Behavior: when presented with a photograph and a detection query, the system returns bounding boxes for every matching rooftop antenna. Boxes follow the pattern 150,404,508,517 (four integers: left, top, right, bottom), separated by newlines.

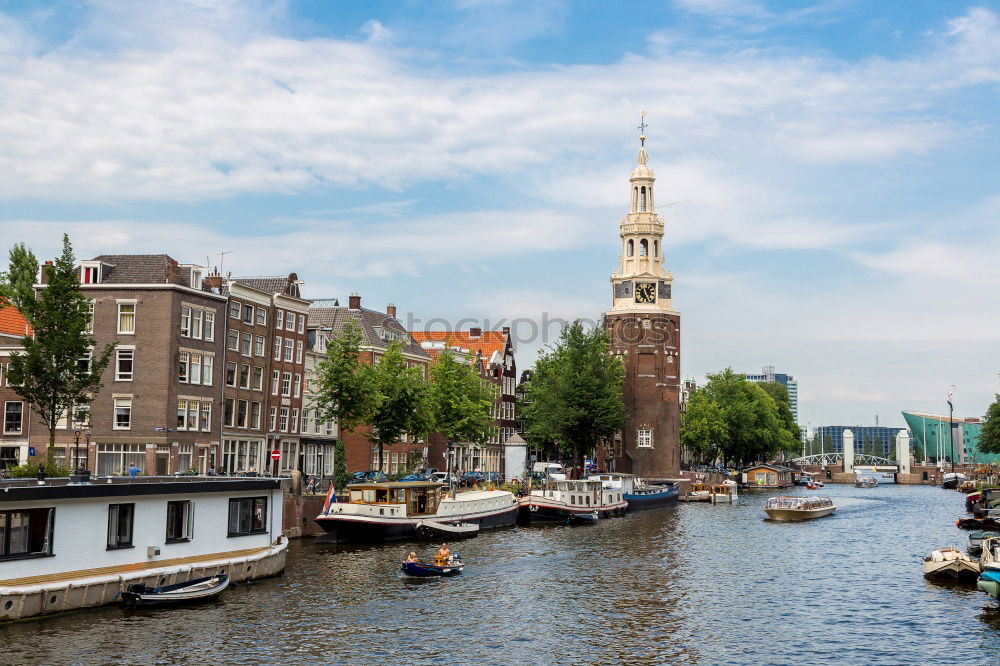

217,250,234,277
638,110,648,146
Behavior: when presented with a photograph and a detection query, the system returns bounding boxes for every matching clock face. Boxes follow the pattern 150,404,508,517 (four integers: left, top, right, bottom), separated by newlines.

635,282,656,304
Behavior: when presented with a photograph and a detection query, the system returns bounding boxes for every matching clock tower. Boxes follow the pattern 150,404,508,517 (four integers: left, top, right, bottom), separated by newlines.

603,123,681,479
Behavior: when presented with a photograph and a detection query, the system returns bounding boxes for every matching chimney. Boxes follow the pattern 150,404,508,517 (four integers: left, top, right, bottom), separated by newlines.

348,293,361,310
469,327,482,338
39,260,53,285
203,275,222,289
502,326,510,337
386,303,396,318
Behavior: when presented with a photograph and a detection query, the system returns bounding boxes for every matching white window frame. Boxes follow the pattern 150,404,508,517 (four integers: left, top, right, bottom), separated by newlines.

290,408,299,434
293,373,301,398
3,401,24,435
251,401,262,430
226,361,237,387
283,338,293,362
228,329,239,352
254,335,265,357
116,301,136,335
180,306,191,337
276,310,284,329
241,332,252,357
296,340,303,364
242,304,254,325
279,407,289,432
230,301,241,319
271,370,280,395
115,347,135,382
274,336,281,361
256,307,267,326
298,315,305,334
203,354,214,386
200,402,212,432
252,366,264,391
637,428,653,448
281,372,291,397
178,351,190,383
224,398,236,428
204,311,215,341
113,396,132,430
286,313,295,332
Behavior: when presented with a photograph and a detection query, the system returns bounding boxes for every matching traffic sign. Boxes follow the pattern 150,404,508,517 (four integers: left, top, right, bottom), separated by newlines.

270,450,280,461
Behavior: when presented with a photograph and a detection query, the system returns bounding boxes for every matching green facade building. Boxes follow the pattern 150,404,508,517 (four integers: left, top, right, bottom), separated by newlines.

902,410,1000,465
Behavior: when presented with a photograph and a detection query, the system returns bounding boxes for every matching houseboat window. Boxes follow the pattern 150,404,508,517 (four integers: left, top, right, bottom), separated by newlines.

375,489,389,503
349,489,363,503
570,495,576,505
362,489,376,503
107,503,134,549
393,489,406,503
0,508,54,559
166,500,194,542
228,497,268,537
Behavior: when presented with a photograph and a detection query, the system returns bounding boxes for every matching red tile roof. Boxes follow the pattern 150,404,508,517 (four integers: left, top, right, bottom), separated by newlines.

411,331,508,369
0,304,30,337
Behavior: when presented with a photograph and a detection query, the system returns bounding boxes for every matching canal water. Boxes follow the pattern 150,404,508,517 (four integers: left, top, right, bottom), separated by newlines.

4,483,1000,665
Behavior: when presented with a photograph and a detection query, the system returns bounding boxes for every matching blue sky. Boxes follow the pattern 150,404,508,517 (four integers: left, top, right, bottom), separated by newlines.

1,0,998,430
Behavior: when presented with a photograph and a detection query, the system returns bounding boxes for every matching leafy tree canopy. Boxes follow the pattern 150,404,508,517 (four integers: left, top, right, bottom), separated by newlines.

427,350,496,445
981,394,1000,455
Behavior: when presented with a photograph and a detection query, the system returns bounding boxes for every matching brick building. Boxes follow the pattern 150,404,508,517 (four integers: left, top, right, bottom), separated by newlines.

1,305,31,469
301,299,341,480
30,255,228,476
307,295,430,475
411,327,517,475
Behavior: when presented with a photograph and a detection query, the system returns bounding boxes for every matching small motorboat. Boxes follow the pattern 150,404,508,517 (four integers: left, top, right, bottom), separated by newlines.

855,476,878,488
922,547,980,582
958,480,977,494
966,491,983,514
401,556,464,577
678,482,712,502
967,531,1000,556
709,482,738,504
942,472,967,490
120,574,229,609
977,569,1000,601
957,516,1000,531
763,496,836,521
415,520,479,540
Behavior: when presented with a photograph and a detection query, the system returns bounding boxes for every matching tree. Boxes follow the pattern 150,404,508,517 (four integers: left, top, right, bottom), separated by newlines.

1,235,115,464
427,351,496,451
368,341,428,472
332,439,350,490
980,394,1000,455
701,369,788,466
680,387,727,464
758,382,802,442
823,434,833,456
523,320,625,469
314,321,378,436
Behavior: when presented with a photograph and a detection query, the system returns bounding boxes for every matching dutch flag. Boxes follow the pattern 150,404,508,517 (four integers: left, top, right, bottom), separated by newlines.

323,481,337,515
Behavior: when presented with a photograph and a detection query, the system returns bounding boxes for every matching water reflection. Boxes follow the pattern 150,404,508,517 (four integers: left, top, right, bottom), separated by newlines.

2,485,1000,664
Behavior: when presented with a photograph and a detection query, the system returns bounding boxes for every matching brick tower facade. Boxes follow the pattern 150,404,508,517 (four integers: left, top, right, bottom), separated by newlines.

602,127,681,479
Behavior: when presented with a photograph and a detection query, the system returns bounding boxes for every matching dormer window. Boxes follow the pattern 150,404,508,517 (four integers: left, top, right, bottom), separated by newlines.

81,262,102,284
190,268,203,290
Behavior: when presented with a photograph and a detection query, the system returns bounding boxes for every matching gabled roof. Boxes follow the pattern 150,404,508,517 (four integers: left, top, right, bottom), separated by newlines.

743,463,795,472
0,305,30,337
308,306,429,359
91,254,187,286
410,331,509,370
231,274,303,299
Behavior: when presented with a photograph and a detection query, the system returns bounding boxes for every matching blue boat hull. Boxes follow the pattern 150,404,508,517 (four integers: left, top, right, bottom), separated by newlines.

624,486,679,510
401,561,462,577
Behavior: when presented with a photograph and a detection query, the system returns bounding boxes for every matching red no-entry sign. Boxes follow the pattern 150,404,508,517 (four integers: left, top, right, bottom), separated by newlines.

270,450,280,461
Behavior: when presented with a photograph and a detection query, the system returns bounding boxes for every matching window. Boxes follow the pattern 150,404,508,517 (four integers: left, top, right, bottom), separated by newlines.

200,402,211,432
82,265,99,283
166,500,194,542
254,335,265,357
252,367,264,391
190,353,202,385
269,407,277,431
256,307,266,326
180,306,191,337
107,504,134,549
640,186,647,211
4,402,23,434
228,329,239,351
179,352,189,383
276,310,284,328
296,340,303,364
301,409,310,433
113,397,131,430
274,336,281,360
178,443,193,472
293,373,301,398
115,348,136,383
204,311,215,341
640,239,648,257
241,332,252,356
637,428,653,448
177,400,187,430
279,407,289,432
176,399,200,431
251,402,261,430
654,240,659,257
203,355,213,386
283,338,293,362
271,370,280,395
242,304,254,325
0,508,55,559
191,308,203,339
85,300,94,333
230,301,241,319
286,312,295,331
290,408,299,434
225,362,237,387
117,302,136,334
96,443,144,476
228,497,267,537
627,239,634,257
281,372,291,396
298,315,305,334
237,400,249,428
239,365,250,389
224,398,236,428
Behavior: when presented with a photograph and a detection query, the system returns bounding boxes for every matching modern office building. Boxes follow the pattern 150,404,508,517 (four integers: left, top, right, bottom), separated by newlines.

902,410,1000,465
743,365,799,424
812,425,904,458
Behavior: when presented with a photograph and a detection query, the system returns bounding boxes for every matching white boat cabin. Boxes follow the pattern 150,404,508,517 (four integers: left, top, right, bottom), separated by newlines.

764,496,834,511
533,479,623,508
588,473,637,494
344,481,442,518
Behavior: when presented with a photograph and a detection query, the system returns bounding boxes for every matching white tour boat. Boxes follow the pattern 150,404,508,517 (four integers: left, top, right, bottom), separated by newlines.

763,496,836,521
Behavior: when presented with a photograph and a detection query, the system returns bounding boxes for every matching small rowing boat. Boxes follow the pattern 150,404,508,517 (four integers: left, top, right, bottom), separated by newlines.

120,574,229,609
922,547,980,582
764,496,836,521
401,556,464,577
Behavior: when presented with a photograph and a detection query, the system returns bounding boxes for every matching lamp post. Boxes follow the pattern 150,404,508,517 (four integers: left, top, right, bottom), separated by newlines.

72,427,81,472
948,385,956,473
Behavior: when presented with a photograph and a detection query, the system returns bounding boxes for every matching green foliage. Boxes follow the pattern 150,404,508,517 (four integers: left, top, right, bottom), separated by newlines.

522,320,625,467
7,459,71,479
757,382,801,442
315,321,378,434
680,388,727,463
369,341,428,467
333,438,350,490
1,235,115,463
427,351,496,446
981,395,1000,455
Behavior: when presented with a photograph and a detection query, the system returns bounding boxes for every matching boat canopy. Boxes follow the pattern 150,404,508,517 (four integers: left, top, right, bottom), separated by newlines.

765,496,833,510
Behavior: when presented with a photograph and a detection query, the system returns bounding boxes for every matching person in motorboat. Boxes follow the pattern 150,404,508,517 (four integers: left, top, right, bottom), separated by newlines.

435,543,451,563
405,552,420,563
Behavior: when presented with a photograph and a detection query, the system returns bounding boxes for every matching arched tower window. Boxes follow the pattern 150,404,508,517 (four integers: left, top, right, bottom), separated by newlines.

627,240,634,257
653,240,659,257
640,187,647,212
640,239,648,256
632,187,638,212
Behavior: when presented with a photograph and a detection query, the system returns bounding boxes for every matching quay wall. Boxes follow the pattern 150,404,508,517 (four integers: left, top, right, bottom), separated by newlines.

283,493,327,538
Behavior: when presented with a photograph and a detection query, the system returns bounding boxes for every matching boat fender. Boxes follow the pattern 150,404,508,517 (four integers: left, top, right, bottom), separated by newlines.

529,504,538,512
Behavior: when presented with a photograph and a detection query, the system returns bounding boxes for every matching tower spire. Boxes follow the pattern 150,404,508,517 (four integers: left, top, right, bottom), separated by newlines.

638,110,647,147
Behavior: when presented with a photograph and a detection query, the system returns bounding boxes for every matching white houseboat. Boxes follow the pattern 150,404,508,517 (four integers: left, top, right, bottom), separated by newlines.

587,473,679,509
314,481,519,543
0,476,287,621
520,478,628,523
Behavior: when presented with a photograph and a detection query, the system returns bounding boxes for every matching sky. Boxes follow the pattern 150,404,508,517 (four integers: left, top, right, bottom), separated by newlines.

0,0,998,430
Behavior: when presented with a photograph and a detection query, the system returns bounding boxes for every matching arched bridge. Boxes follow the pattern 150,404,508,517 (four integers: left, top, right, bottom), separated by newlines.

788,452,897,468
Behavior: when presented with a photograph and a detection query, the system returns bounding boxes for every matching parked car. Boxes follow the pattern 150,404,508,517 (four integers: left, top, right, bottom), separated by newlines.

430,472,457,487
460,471,486,487
398,473,430,482
350,470,388,484
419,467,439,476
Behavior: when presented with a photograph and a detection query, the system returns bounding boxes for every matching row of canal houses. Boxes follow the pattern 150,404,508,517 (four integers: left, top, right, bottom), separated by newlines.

0,253,518,479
